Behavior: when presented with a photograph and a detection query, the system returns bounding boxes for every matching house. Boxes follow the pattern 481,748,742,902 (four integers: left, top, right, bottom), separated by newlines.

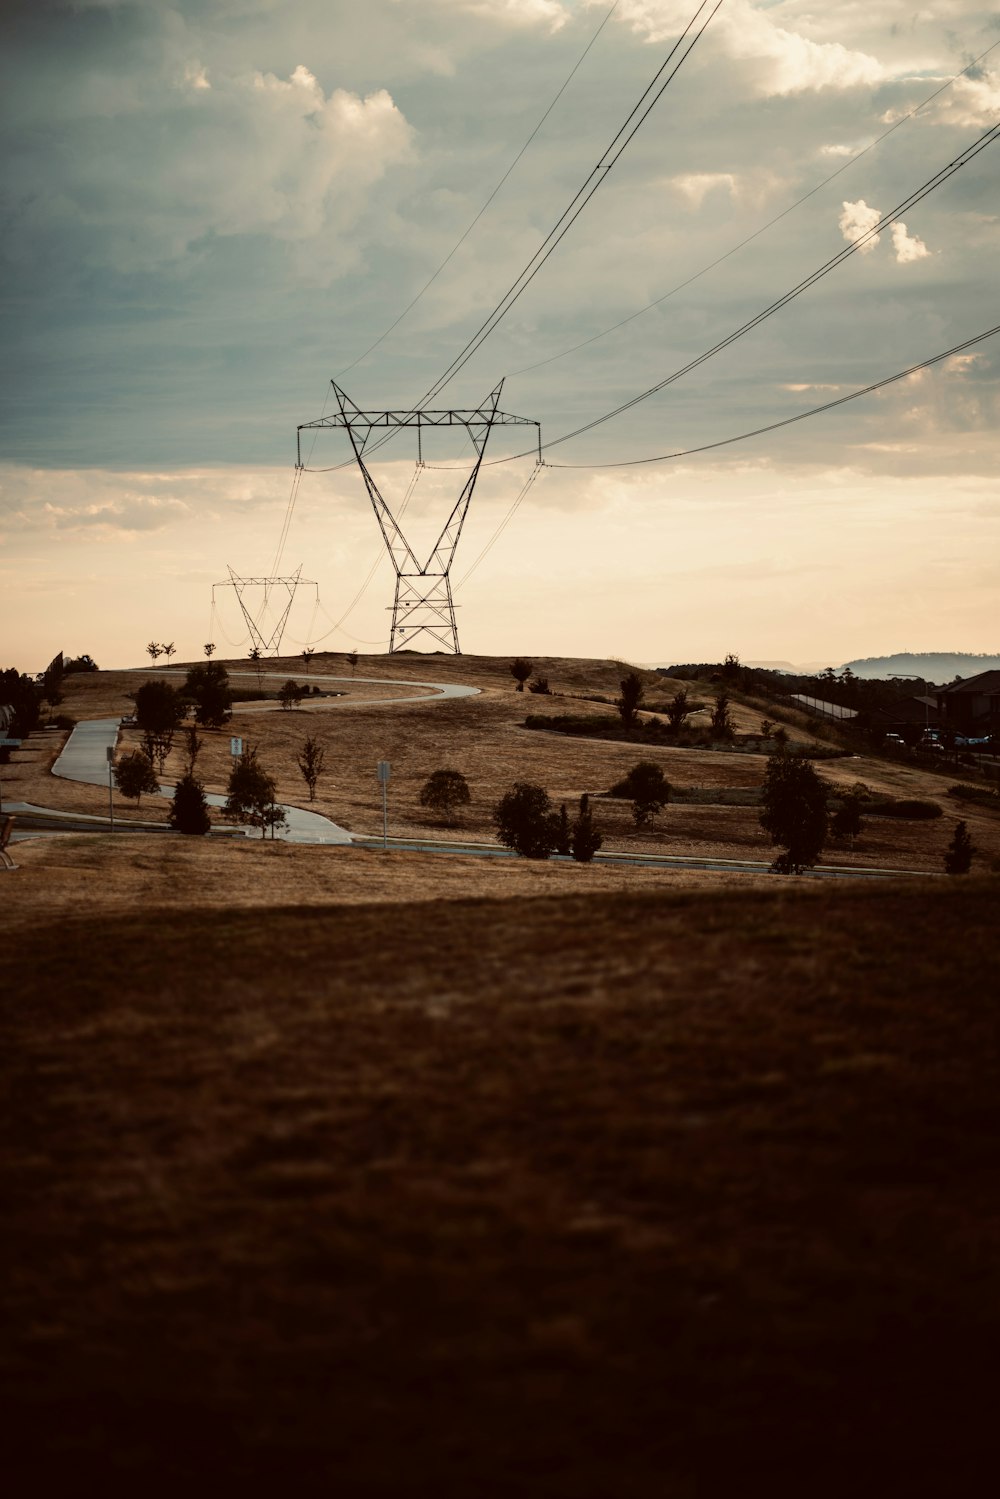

936,671,1000,739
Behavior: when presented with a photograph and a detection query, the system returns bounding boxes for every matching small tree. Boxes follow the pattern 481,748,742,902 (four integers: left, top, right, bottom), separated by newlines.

528,676,551,695
665,689,690,732
571,794,603,863
710,693,734,740
494,781,557,860
248,645,264,690
302,648,314,674
185,662,232,728
297,735,326,803
169,773,211,835
135,678,186,771
225,746,286,838
279,679,304,711
773,726,789,752
183,722,204,773
616,671,645,730
347,650,359,675
944,820,974,875
510,658,533,693
831,794,863,845
146,641,162,664
612,760,670,828
204,642,216,659
553,803,572,855
114,749,159,807
161,642,176,664
760,753,828,874
419,768,471,825
723,652,741,681
759,718,774,740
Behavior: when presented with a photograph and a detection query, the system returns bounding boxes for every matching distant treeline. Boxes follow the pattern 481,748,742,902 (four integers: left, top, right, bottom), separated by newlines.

840,652,1000,681
663,659,935,714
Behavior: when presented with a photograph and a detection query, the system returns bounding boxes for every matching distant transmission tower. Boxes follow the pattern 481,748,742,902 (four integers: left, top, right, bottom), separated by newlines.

213,565,318,657
299,380,539,654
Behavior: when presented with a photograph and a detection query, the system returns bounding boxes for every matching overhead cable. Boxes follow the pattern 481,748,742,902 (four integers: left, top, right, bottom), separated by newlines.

414,0,727,408
335,1,624,380
509,37,1000,379
546,321,1000,467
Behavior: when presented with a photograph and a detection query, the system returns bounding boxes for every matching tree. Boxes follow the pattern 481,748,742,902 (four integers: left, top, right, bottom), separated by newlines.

346,650,359,674
161,642,176,664
613,760,670,828
510,658,533,693
248,645,264,689
616,671,645,729
710,693,734,739
225,746,286,838
571,794,603,863
419,768,471,824
114,750,159,807
723,652,741,680
183,723,204,773
528,676,551,695
134,679,186,771
301,648,314,674
553,803,572,855
185,662,232,728
760,753,828,874
494,781,557,859
0,668,41,739
759,718,774,740
146,642,162,664
944,820,974,875
665,689,691,732
297,735,326,803
169,773,211,835
63,653,99,674
279,679,304,711
204,642,216,659
831,794,863,844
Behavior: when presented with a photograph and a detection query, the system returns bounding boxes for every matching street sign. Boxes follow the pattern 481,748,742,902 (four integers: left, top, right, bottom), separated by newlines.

105,745,114,763
230,737,244,757
377,760,391,783
0,738,22,748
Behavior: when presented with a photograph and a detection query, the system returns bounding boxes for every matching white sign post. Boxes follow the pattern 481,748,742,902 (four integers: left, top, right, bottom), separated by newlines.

376,760,391,849
230,736,244,757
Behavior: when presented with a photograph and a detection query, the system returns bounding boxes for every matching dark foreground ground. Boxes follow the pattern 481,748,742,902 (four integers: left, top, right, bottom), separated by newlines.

4,878,1000,1496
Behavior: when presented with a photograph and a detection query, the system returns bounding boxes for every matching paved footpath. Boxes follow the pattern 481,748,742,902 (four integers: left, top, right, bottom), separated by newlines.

52,716,352,845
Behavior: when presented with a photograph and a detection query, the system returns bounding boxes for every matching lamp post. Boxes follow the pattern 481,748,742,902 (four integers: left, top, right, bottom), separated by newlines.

106,744,115,834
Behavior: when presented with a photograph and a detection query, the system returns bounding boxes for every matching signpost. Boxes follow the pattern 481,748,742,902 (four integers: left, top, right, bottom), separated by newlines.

230,736,244,757
377,760,391,849
106,744,115,834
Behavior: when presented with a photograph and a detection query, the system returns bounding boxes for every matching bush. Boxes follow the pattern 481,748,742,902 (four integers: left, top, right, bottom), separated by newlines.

868,799,942,820
494,781,557,860
609,761,670,828
528,676,551,695
420,768,471,824
169,773,211,835
948,784,999,807
571,794,603,863
944,820,974,875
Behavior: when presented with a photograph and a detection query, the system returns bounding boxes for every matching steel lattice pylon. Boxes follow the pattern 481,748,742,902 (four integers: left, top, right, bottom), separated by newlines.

299,380,539,654
213,566,318,657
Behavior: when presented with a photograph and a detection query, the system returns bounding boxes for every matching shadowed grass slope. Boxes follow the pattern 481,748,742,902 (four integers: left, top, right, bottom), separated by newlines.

3,879,1000,1495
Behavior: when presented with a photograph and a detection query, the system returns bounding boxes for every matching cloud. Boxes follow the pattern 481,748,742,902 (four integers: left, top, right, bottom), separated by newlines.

669,172,737,209
608,0,885,96
890,221,931,263
839,198,883,253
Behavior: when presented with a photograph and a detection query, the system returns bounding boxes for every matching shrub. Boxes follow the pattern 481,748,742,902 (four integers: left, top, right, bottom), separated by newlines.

571,794,603,863
868,799,942,820
616,671,645,729
948,784,999,807
169,773,211,835
944,820,974,875
610,761,670,828
528,676,551,695
420,768,471,824
494,781,557,860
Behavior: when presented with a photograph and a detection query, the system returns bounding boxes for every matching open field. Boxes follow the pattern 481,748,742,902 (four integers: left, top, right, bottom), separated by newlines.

3,875,999,1494
10,651,998,873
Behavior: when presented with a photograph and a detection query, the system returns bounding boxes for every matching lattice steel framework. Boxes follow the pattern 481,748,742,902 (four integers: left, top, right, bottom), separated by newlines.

299,380,540,654
212,565,318,657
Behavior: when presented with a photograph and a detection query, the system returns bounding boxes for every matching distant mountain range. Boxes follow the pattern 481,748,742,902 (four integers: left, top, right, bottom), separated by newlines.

743,652,1000,681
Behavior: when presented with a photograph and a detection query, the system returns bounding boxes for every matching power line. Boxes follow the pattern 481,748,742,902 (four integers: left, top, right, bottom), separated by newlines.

475,117,1000,466
414,0,727,408
335,1,624,380
545,322,1000,467
508,37,1000,379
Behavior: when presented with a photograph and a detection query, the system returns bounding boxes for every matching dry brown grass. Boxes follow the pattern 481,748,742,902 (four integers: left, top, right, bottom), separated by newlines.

12,652,999,871
3,876,999,1494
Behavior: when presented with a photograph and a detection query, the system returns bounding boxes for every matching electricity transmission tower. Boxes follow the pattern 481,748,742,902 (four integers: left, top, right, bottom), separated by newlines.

213,565,318,657
299,380,539,654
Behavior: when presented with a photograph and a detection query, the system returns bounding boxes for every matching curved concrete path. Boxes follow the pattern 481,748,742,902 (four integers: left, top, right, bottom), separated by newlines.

52,717,352,844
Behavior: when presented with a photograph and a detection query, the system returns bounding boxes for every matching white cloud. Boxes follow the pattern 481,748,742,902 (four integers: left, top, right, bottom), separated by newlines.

839,198,882,254
668,171,737,208
890,221,930,264
608,0,885,96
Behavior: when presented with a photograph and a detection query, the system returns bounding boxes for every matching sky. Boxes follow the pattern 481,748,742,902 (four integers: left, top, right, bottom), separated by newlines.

2,0,999,672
